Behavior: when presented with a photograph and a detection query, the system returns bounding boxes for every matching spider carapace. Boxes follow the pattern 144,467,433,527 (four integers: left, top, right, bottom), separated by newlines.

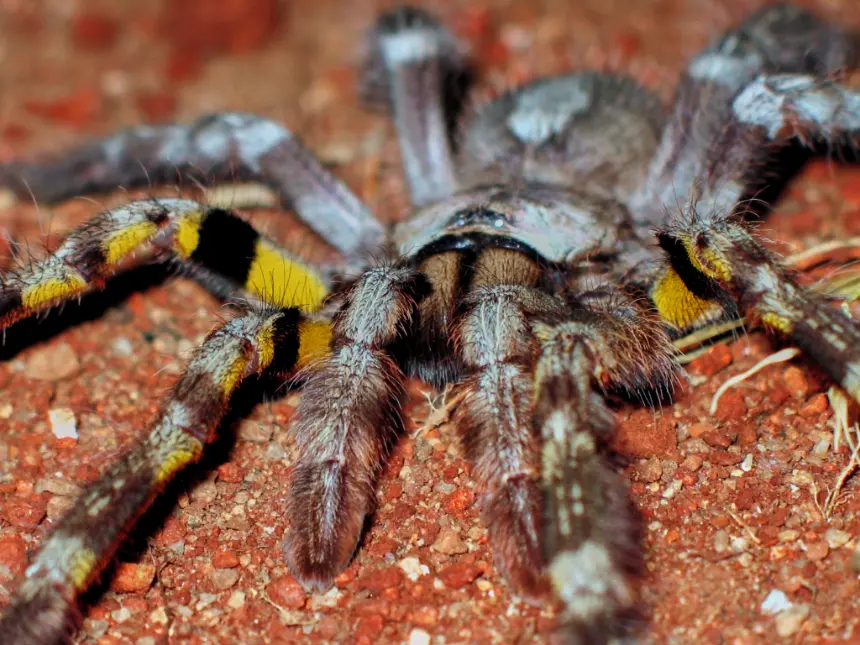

1,4,860,644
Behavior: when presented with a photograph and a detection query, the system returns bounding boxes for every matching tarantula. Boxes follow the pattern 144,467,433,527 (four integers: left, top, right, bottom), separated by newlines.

1,3,859,644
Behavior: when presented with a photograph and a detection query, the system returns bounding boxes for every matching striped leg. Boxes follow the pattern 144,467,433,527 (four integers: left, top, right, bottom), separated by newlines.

0,114,384,257
657,217,860,404
533,297,676,644
283,264,428,589
0,199,331,330
0,307,318,645
363,7,464,206
627,3,857,230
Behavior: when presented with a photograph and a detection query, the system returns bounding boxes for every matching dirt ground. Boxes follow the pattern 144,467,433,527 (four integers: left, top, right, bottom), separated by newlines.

0,0,859,644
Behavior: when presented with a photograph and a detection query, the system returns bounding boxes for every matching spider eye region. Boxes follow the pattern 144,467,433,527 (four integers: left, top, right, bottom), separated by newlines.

450,206,511,230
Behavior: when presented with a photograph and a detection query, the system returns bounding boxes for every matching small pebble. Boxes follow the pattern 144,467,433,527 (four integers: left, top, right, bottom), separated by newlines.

438,562,482,588
662,480,683,499
25,342,80,381
110,563,156,594
190,480,218,506
149,607,168,625
633,458,663,483
48,408,78,440
433,481,456,495
409,628,431,645
790,470,814,487
431,528,468,555
714,530,730,554
212,550,240,569
804,540,829,561
226,590,246,609
782,366,809,399
823,528,851,549
267,575,307,609
810,438,831,458
265,441,286,461
84,619,108,639
112,337,134,356
731,536,749,553
398,556,429,581
111,607,131,624
774,604,810,637
682,455,703,472
761,589,792,615
210,568,240,590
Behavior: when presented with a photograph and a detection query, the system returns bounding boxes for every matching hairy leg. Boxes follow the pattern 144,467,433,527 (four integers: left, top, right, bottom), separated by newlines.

533,295,676,644
0,307,314,645
283,264,428,590
657,217,860,405
363,7,465,206
628,3,858,229
0,114,385,257
451,248,563,597
0,199,332,329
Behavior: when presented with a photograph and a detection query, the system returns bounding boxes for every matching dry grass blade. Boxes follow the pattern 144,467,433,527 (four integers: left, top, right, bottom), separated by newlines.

709,348,800,415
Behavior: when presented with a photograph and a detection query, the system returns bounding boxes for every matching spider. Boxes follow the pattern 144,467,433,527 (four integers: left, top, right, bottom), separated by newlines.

1,3,859,644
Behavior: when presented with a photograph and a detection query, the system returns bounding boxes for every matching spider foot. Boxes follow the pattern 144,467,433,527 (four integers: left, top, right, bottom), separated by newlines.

483,476,548,600
283,461,371,592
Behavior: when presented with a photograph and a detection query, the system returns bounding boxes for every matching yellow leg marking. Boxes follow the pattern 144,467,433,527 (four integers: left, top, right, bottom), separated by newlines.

297,320,333,368
21,274,88,310
681,237,733,283
173,210,205,258
155,442,203,483
221,355,250,397
68,548,98,590
256,324,276,371
245,239,328,312
652,268,720,329
760,312,793,335
103,222,159,265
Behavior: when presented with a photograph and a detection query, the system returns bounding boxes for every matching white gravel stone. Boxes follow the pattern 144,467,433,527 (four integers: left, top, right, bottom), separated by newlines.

398,556,430,582
761,589,792,615
48,407,78,439
408,628,431,645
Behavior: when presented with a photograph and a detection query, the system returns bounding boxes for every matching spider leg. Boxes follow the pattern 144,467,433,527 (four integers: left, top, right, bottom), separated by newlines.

731,73,860,147
532,294,676,644
362,7,465,206
0,306,319,645
451,249,564,597
0,198,333,330
283,264,428,590
628,2,858,229
0,114,384,257
657,217,860,405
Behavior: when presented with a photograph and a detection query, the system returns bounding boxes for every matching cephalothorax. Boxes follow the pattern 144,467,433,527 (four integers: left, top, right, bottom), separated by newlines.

1,4,859,644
